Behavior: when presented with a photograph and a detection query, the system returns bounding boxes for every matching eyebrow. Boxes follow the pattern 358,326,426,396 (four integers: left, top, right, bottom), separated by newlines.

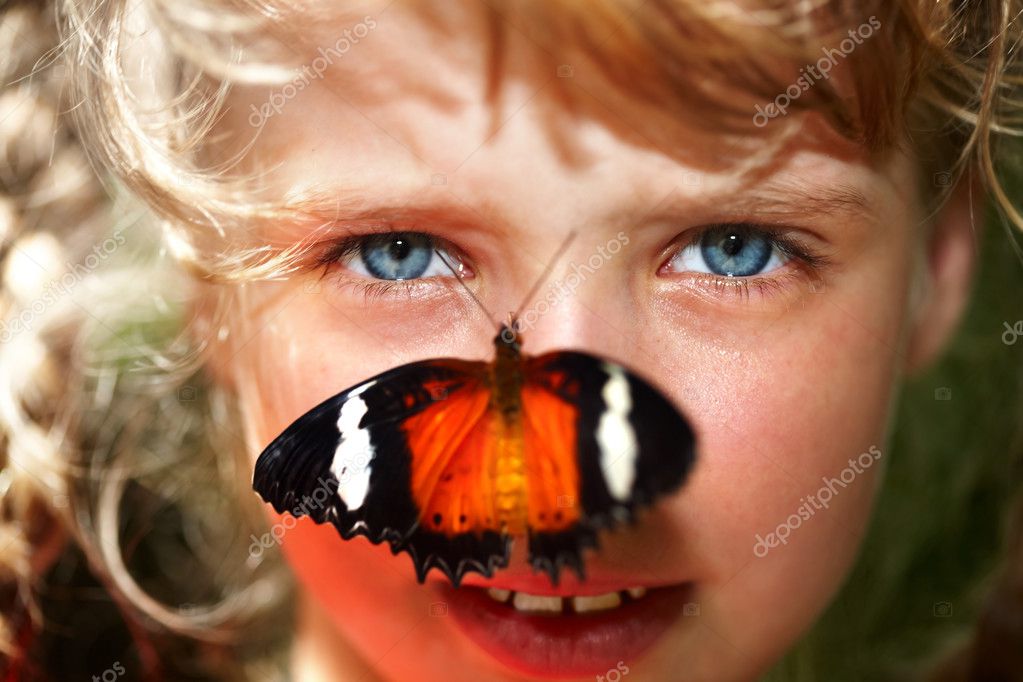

274,193,510,244
275,178,875,246
720,181,875,223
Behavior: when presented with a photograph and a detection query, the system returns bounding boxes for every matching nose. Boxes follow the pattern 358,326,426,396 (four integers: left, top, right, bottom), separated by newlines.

508,240,640,366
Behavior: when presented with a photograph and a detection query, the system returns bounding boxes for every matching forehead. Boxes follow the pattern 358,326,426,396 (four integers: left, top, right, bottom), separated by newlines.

200,0,935,260
281,0,879,109
224,1,888,193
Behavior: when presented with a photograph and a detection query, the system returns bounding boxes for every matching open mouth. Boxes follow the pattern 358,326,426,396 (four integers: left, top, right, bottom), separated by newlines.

436,580,694,678
483,584,652,613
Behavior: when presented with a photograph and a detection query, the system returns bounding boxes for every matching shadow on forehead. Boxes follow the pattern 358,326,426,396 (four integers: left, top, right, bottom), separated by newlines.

275,0,924,181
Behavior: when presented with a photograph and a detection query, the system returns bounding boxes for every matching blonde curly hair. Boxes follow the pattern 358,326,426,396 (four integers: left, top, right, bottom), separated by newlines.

1,0,1021,679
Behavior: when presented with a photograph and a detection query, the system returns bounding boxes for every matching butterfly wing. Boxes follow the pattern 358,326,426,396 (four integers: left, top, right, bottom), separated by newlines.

254,349,696,587
397,386,525,585
252,358,509,583
522,351,696,583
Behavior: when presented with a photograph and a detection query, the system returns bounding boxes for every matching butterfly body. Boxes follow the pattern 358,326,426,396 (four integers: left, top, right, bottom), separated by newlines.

254,324,695,586
487,333,527,533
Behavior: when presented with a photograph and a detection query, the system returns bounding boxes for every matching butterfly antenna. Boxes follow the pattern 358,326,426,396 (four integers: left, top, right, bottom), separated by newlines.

435,249,502,330
511,231,577,323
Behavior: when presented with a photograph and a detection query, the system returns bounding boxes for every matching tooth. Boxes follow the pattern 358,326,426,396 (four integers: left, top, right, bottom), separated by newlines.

572,592,622,613
512,592,563,613
627,587,647,600
486,588,511,603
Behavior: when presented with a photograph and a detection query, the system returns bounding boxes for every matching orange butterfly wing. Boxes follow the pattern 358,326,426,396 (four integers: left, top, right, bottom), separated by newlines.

254,342,696,587
519,381,582,532
402,381,500,536
402,376,584,540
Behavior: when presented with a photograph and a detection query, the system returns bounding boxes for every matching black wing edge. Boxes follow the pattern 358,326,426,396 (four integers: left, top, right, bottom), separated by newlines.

251,359,514,586
525,351,697,582
527,525,599,585
395,528,512,587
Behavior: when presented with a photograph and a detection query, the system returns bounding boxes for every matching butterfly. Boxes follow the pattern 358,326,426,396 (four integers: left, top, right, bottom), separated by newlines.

252,321,696,587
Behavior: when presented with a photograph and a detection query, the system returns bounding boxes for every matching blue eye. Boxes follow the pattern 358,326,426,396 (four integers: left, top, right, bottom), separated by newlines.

668,226,788,277
350,233,452,280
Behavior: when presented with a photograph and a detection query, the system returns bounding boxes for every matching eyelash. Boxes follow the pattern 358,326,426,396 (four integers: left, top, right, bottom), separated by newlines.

664,223,831,301
314,224,831,302
315,233,408,267
314,232,462,300
338,278,422,300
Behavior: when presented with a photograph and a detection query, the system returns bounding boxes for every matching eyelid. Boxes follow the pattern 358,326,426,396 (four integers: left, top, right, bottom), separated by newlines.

316,238,360,268
670,222,832,270
656,222,832,305
679,269,815,305
315,231,472,276
314,231,402,267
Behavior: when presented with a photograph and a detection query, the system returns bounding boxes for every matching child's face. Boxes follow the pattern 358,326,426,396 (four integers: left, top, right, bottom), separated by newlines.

213,3,964,680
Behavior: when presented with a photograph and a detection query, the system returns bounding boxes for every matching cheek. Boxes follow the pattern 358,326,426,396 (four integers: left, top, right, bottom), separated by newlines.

226,286,428,631
275,517,425,637
229,284,516,680
229,281,491,451
657,269,909,662
268,516,485,681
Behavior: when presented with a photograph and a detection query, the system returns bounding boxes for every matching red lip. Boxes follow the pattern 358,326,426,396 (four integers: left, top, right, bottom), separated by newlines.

437,581,693,679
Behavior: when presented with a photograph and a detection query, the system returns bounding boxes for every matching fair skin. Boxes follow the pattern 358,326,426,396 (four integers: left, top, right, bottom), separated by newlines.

207,2,975,680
